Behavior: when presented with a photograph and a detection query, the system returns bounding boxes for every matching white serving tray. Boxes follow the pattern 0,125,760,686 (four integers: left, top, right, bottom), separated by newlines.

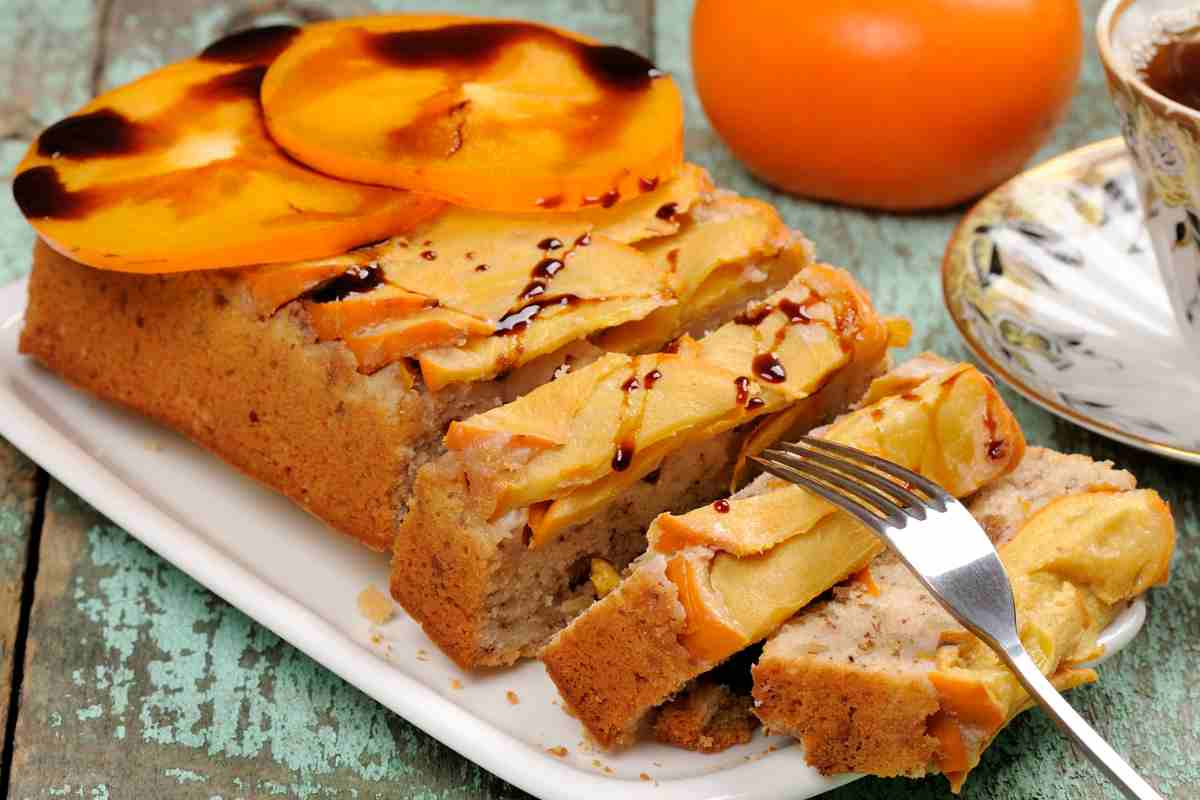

0,277,1145,800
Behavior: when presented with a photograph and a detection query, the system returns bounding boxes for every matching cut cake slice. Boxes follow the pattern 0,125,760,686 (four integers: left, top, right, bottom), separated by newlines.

540,354,1025,747
753,446,1174,791
390,265,900,667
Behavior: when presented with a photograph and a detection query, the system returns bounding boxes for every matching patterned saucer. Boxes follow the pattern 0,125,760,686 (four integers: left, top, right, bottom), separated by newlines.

943,137,1200,464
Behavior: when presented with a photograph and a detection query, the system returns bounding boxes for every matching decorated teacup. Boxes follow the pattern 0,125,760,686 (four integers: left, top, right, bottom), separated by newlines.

1099,0,1200,349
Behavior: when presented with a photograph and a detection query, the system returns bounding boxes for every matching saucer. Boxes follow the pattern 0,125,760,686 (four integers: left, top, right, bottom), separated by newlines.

943,137,1200,464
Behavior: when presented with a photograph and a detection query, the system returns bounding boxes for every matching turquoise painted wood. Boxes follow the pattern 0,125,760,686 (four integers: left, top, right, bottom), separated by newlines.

0,1,1195,798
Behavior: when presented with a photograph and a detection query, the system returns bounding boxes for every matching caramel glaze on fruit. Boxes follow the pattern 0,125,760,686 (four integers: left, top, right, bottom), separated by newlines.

364,22,660,89
198,24,300,64
14,26,297,223
732,290,850,395
15,63,272,222
304,264,385,303
491,229,596,339
595,282,855,514
363,21,665,177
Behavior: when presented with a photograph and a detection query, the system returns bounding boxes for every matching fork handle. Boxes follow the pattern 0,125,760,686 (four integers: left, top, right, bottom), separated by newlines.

1000,647,1163,800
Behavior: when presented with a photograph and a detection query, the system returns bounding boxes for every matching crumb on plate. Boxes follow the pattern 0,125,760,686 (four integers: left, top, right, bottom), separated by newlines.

357,585,395,624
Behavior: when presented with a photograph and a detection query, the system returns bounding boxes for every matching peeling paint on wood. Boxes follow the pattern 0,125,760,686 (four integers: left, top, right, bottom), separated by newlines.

0,0,1196,798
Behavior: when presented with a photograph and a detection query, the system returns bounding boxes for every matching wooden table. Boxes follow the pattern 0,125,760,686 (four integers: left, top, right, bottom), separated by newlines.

0,1,1195,798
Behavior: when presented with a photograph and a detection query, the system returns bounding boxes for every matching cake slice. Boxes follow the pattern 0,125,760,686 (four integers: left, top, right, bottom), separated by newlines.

540,355,1025,747
390,265,900,668
752,447,1175,790
20,166,805,551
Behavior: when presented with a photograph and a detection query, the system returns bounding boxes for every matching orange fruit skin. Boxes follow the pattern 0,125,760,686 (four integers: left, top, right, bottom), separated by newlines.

691,0,1082,211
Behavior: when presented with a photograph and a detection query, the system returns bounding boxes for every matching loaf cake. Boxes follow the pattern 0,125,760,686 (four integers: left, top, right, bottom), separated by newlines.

541,354,1026,747
753,447,1174,790
19,167,807,551
390,264,901,668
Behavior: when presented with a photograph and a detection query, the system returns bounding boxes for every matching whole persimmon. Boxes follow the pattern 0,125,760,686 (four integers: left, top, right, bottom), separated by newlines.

691,0,1082,211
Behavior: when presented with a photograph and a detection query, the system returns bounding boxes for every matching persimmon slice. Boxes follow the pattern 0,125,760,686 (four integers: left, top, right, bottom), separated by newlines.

261,15,684,212
13,26,443,273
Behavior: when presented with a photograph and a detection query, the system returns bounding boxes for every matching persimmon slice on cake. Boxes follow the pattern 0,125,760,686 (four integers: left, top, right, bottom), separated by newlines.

13,25,443,273
260,15,684,212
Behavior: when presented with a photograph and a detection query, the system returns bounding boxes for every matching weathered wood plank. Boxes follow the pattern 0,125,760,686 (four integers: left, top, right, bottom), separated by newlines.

0,0,97,786
0,440,38,773
654,0,1200,797
0,0,99,283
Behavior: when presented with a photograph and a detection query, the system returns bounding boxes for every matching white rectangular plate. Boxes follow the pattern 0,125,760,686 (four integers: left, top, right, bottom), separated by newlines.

0,277,1145,800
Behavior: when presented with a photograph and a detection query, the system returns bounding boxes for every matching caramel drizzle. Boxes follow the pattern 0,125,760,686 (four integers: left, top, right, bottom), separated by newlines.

362,22,665,205
303,263,386,303
609,356,663,473
494,229,593,346
733,284,854,407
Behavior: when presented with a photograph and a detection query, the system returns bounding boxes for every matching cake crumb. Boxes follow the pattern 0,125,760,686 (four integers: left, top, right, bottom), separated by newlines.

369,633,383,646
592,759,603,768
639,773,651,781
546,746,568,758
506,690,520,705
357,585,395,624
416,649,430,661
450,679,463,690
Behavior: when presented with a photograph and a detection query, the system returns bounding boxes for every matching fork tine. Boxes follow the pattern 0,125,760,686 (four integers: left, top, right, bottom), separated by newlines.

795,436,951,509
751,456,889,534
762,449,911,527
773,440,929,513
763,448,921,522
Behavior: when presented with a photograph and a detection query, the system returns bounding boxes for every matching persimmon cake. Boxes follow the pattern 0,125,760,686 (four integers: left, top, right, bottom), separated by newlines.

541,355,1027,746
15,19,809,551
540,358,1174,790
392,265,903,667
9,13,1175,795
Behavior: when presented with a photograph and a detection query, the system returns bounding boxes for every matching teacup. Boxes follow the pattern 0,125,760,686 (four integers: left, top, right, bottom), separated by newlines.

1099,0,1200,349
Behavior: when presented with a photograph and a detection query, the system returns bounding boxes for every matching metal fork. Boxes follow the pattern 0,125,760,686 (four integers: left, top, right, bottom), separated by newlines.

751,437,1162,800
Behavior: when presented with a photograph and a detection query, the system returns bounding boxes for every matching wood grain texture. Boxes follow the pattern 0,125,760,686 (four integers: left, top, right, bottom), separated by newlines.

0,439,37,768
0,0,1196,798
0,0,99,283
0,0,96,784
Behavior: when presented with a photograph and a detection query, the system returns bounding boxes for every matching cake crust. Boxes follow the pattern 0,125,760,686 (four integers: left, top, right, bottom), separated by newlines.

20,242,424,550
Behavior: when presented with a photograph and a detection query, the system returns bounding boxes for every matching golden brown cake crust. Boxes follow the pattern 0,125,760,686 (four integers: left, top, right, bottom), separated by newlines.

752,655,940,776
540,556,696,748
650,678,759,753
388,455,493,669
19,243,423,551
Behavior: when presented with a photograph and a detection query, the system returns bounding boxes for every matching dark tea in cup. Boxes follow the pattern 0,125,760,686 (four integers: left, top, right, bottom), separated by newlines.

1141,27,1200,109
